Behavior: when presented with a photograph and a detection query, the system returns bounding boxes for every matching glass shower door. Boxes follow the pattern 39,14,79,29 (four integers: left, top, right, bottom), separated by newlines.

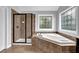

13,14,26,43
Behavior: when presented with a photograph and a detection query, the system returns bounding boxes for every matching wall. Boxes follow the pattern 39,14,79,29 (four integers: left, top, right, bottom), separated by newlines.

32,14,35,34
0,7,12,51
76,7,79,35
6,7,12,48
0,7,6,51
26,13,32,38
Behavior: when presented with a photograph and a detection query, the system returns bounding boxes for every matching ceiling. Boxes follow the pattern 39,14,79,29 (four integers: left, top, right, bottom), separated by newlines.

11,6,59,12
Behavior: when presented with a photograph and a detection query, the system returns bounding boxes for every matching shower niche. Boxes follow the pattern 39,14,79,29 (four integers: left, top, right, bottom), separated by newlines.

13,13,35,43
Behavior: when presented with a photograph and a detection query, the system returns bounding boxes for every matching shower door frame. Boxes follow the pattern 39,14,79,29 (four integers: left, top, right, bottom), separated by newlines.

13,13,27,43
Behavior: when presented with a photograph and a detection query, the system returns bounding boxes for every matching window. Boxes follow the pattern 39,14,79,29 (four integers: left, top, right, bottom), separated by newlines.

39,16,52,29
36,14,55,32
60,7,76,31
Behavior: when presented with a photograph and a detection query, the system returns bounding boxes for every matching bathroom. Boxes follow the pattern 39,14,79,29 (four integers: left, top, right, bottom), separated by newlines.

0,6,79,53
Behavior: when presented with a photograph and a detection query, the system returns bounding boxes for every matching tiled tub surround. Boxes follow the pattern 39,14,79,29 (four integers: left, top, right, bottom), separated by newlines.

32,33,76,53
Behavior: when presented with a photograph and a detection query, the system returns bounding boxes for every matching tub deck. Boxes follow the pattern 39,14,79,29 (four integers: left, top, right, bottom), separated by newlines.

34,33,76,46
32,33,76,53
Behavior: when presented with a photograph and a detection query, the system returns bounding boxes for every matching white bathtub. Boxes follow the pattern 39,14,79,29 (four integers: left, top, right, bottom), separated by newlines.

36,33,76,46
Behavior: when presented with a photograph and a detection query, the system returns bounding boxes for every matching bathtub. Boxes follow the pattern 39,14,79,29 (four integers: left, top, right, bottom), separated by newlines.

36,33,76,46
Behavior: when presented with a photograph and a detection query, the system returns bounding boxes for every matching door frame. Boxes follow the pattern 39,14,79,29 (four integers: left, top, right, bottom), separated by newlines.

13,13,27,43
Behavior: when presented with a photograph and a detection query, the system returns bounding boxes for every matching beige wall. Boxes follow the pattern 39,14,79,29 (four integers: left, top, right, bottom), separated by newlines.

26,13,32,38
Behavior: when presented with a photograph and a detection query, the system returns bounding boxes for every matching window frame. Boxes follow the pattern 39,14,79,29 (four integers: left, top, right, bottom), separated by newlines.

59,6,77,34
36,14,55,32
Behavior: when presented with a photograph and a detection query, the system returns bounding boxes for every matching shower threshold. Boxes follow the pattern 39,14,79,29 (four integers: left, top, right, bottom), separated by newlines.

13,38,32,45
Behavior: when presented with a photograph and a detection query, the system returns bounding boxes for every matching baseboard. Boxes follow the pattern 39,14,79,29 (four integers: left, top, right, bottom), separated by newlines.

6,44,12,49
0,48,5,53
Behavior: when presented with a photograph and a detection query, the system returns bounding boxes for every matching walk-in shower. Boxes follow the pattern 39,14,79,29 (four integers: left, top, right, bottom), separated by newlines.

13,13,35,44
